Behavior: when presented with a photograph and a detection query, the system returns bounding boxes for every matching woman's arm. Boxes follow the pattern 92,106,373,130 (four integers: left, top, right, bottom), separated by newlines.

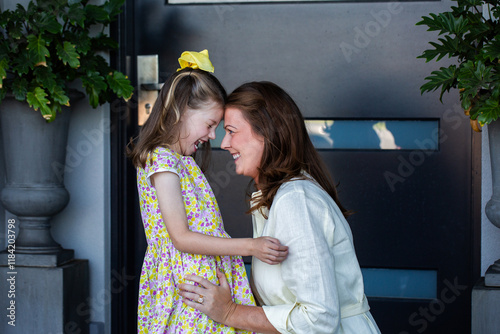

151,171,288,264
180,268,280,334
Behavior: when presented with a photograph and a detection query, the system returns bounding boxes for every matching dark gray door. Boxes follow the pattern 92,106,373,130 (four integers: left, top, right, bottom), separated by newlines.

112,0,481,333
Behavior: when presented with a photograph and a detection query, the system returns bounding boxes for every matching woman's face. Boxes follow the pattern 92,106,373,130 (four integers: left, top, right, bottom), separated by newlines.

221,107,265,183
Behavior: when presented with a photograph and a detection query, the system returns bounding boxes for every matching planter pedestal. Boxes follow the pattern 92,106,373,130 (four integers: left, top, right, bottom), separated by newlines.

485,120,500,288
472,121,500,334
0,97,89,333
472,278,500,334
0,260,89,333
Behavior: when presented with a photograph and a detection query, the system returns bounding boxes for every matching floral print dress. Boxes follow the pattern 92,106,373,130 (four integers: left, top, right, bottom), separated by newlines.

136,147,255,333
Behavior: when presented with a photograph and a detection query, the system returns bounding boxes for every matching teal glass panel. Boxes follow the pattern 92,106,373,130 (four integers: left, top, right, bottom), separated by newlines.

305,120,439,150
361,268,437,299
210,120,439,151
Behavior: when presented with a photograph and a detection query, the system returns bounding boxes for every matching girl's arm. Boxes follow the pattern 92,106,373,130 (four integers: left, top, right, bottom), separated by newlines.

180,268,280,334
151,171,288,265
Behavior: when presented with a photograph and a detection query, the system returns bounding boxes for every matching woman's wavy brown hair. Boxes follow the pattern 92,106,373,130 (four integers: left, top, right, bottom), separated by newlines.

127,68,226,170
226,81,350,218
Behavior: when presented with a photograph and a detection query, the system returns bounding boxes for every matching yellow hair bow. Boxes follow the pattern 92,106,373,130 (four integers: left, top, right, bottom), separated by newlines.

177,49,214,73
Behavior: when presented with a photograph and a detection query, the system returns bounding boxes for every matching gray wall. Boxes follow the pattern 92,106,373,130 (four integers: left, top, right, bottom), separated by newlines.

50,102,111,332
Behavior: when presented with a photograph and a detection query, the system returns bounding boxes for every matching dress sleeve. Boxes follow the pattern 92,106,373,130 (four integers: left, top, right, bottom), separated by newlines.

144,148,181,187
262,187,341,334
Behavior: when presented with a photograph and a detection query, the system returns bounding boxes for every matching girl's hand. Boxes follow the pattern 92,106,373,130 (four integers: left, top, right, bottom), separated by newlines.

179,267,237,324
252,237,288,265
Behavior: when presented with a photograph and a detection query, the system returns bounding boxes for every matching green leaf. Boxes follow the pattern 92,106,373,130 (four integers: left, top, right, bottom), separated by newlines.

26,34,50,67
6,19,25,40
57,41,80,68
51,85,70,106
92,34,119,50
477,98,500,124
12,53,31,75
107,71,133,101
420,65,458,101
36,12,62,34
416,12,469,36
418,35,462,62
81,72,107,107
466,19,491,42
482,37,500,62
460,91,473,110
416,13,446,33
0,58,8,88
34,66,57,92
66,5,86,28
462,0,484,7
11,77,28,101
85,5,110,23
104,0,125,18
26,87,53,120
458,61,493,94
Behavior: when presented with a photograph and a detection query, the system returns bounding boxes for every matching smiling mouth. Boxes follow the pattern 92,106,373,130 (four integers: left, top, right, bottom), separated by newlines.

232,153,241,160
195,140,205,150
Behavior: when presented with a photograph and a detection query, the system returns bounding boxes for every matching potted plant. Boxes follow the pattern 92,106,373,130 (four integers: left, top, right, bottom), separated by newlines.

0,0,133,120
416,0,500,132
0,0,133,257
417,0,500,284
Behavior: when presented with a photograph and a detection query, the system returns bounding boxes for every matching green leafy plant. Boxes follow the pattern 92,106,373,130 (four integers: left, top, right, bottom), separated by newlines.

0,0,133,121
417,0,500,131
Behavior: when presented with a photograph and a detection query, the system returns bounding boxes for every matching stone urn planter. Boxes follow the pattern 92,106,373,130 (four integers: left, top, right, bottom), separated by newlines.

0,97,74,265
485,120,500,286
486,121,500,228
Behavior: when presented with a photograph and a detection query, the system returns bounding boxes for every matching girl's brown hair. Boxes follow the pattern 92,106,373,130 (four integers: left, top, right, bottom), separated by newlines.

226,81,350,218
128,68,226,169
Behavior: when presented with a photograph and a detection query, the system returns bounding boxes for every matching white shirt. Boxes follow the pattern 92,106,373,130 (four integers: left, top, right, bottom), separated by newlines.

251,177,381,334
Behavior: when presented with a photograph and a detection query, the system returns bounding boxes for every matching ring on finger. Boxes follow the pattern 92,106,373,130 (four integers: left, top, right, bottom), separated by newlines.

197,295,204,304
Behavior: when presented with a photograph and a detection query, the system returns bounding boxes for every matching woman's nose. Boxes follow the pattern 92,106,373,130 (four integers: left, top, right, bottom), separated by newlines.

221,132,230,150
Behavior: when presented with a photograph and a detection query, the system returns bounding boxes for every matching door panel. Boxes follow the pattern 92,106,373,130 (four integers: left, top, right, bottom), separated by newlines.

114,0,480,333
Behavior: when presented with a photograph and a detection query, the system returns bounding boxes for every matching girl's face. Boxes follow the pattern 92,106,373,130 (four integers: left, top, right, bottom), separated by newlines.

174,101,223,156
221,107,265,183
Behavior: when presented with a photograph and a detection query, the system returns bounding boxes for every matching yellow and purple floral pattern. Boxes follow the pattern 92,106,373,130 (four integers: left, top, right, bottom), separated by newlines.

136,147,255,333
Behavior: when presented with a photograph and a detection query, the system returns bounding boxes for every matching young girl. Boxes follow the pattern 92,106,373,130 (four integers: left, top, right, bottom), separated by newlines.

128,50,288,334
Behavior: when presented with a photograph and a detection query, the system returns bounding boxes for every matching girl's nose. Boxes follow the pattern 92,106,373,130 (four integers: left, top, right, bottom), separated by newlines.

208,127,216,140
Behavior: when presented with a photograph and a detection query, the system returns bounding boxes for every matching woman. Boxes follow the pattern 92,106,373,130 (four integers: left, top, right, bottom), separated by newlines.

179,81,381,334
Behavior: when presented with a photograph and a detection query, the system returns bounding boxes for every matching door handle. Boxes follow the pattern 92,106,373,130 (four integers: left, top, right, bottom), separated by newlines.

141,83,164,91
137,55,160,126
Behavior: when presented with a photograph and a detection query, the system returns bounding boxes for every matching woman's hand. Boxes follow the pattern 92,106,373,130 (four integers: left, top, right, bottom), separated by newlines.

179,267,237,324
180,267,280,333
252,237,289,265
